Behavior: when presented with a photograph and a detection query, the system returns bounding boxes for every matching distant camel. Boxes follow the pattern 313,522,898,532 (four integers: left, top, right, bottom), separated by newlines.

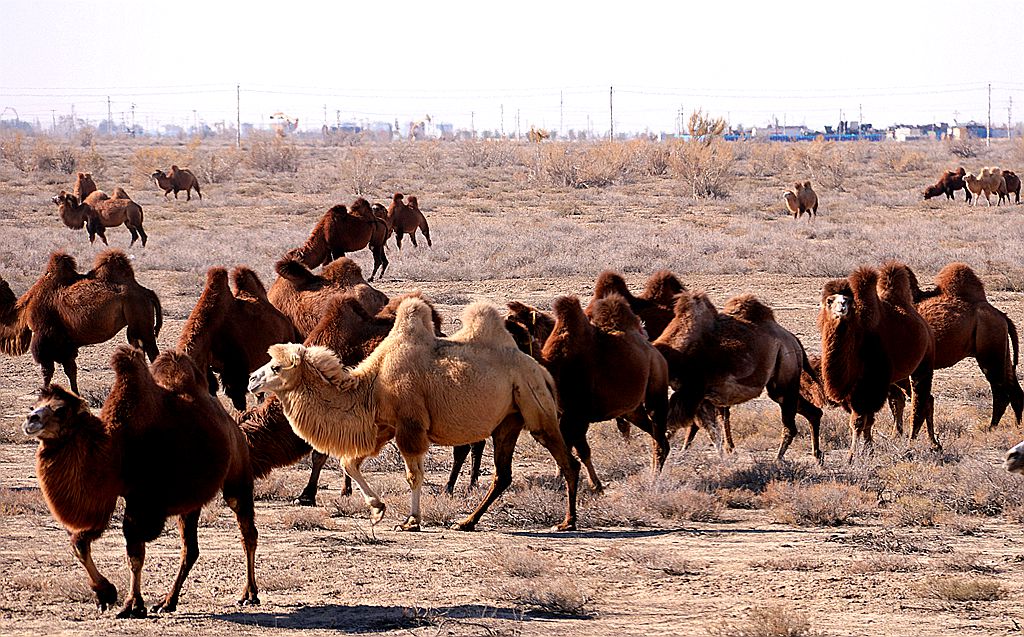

387,193,432,249
289,199,390,281
53,190,148,247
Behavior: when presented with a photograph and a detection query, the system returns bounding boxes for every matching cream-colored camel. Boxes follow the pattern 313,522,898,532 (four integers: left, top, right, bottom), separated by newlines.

248,298,580,531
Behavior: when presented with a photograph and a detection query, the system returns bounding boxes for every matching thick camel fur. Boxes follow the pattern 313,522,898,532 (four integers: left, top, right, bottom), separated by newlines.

267,255,388,336
289,199,391,280
178,266,300,410
387,193,432,249
540,294,670,491
0,250,162,393
818,262,937,457
23,347,257,618
248,299,580,532
53,190,148,246
654,291,823,461
74,172,97,202
586,270,677,340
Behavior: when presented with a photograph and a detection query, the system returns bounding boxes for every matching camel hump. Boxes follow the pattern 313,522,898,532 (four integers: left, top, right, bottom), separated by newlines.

349,198,376,222
877,262,915,307
552,295,589,328
589,294,642,333
393,193,404,202
935,262,986,303
393,297,440,340
92,250,135,282
150,349,206,396
321,257,365,287
46,252,81,285
669,291,718,338
803,180,812,190
381,292,443,334
455,301,516,347
231,266,268,300
177,267,232,354
111,187,131,200
592,270,632,301
642,270,685,305
275,257,319,286
326,204,348,221
109,344,151,379
723,294,775,324
407,195,419,208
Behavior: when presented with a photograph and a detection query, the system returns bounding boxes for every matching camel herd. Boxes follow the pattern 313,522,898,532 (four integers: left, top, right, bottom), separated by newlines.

923,166,1022,205
8,168,1024,617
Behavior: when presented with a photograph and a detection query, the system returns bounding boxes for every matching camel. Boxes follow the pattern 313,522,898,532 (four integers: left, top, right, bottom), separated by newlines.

289,199,391,281
387,193,432,249
963,168,1006,206
1001,170,1021,205
1005,440,1024,473
0,250,162,393
248,298,580,532
818,262,938,457
267,255,388,336
653,291,824,461
783,181,818,220
151,166,202,201
537,294,670,491
23,347,258,618
73,172,97,202
179,267,300,411
52,190,148,247
586,270,683,340
923,167,972,202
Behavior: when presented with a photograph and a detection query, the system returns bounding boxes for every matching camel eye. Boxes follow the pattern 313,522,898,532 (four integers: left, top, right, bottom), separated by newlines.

271,365,281,373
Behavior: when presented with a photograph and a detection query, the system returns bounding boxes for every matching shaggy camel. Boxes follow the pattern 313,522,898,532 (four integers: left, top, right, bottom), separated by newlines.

74,172,97,202
52,190,148,246
267,255,388,336
586,270,681,340
152,166,202,201
248,299,580,531
1001,170,1021,205
290,199,391,281
783,181,818,220
0,250,162,393
819,262,938,456
654,291,824,461
23,347,258,617
539,294,669,491
923,167,972,202
964,168,1006,206
387,193,432,249
179,267,300,411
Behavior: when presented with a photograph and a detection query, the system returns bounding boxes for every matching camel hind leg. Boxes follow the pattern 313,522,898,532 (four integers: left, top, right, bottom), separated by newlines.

444,441,485,495
70,529,117,611
296,450,329,505
222,474,259,606
908,366,940,451
421,220,432,246
529,417,580,532
151,509,201,614
795,395,824,463
456,415,525,531
622,405,670,472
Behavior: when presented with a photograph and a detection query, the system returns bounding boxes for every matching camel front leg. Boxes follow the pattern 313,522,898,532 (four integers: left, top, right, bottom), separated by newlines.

342,456,386,524
70,529,117,611
397,453,425,531
152,510,200,614
117,537,147,619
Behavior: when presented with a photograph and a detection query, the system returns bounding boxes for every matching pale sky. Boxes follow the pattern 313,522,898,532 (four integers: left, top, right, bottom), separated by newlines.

2,0,1022,134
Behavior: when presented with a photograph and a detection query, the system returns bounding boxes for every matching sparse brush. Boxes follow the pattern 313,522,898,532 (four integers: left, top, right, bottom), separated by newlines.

247,133,300,173
711,604,817,637
670,139,735,198
848,554,922,574
791,139,852,191
338,147,386,195
947,138,978,159
876,145,927,172
0,488,49,516
280,507,333,531
607,547,703,576
886,495,940,527
914,576,1006,602
482,546,551,578
763,481,875,526
497,575,590,616
939,552,998,574
195,147,243,184
749,556,824,571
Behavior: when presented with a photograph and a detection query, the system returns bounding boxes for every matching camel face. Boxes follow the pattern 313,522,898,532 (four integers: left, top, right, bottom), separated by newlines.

24,394,75,439
823,294,851,320
248,345,302,394
1004,441,1024,474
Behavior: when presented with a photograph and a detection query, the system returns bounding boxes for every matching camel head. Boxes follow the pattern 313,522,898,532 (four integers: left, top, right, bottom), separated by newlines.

822,293,851,321
248,343,308,394
24,385,89,440
151,169,168,185
1005,440,1024,474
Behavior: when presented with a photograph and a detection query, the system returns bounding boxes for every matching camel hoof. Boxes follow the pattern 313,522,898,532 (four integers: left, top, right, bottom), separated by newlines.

293,494,317,507
237,595,261,607
369,502,386,525
95,582,118,611
552,521,577,532
589,484,605,496
395,516,421,532
116,602,147,619
452,520,476,532
151,600,176,614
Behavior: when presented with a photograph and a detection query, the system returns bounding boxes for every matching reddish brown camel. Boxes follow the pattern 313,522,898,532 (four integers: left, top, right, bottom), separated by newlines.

52,190,148,247
387,193,432,249
290,198,391,280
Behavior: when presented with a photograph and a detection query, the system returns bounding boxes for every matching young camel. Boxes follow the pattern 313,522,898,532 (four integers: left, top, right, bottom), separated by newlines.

23,347,258,618
248,299,580,532
387,193,432,249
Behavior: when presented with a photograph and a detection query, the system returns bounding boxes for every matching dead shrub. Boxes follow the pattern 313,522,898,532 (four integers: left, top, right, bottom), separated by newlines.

13,573,95,604
0,487,49,515
886,495,940,527
939,552,998,574
339,147,385,195
194,147,243,184
749,556,824,572
280,507,333,531
649,486,723,522
497,575,590,616
482,546,551,578
129,141,198,187
247,134,300,173
461,141,523,168
0,133,29,171
669,139,735,199
29,139,77,173
848,554,922,574
791,139,851,191
877,145,927,172
711,604,816,637
763,481,875,526
914,576,1006,602
947,137,978,159
607,547,703,576
746,142,789,177
536,142,621,188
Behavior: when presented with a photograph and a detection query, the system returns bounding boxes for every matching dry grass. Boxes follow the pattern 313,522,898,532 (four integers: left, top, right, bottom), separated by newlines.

0,488,49,516
481,546,551,578
496,575,590,616
762,481,875,526
847,554,923,574
279,507,334,531
607,546,704,576
913,576,1007,602
750,556,825,572
711,604,818,637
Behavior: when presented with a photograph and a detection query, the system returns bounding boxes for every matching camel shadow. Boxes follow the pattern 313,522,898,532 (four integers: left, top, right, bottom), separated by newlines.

214,602,577,632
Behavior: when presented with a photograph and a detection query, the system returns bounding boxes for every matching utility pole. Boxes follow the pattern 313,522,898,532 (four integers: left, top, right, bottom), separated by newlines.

193,109,197,132
559,90,564,137
236,84,241,149
1009,97,1013,140
107,96,112,133
500,104,504,137
470,111,475,139
609,85,614,140
130,102,136,134
50,109,55,132
987,82,992,147
516,108,520,139
323,104,327,126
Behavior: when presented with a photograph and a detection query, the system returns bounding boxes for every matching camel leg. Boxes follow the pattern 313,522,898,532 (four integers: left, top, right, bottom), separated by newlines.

697,403,725,456
152,510,201,614
768,388,799,461
39,359,56,391
847,412,864,461
562,419,602,493
397,452,425,531
527,418,580,532
137,225,148,248
720,407,735,453
409,232,418,248
126,317,159,363
70,529,117,611
127,226,139,247
978,349,1024,428
445,444,473,495
622,406,670,472
342,456,386,524
295,451,330,505
888,382,908,436
223,483,260,606
796,395,824,464
456,416,523,531
117,536,148,619
681,423,700,450
62,358,79,396
468,440,485,488
422,224,432,246
368,245,388,282
909,368,939,450
395,231,404,250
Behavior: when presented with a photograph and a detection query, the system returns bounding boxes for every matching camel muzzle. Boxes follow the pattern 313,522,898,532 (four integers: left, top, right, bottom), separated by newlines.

23,408,47,437
1004,445,1024,474
247,370,267,394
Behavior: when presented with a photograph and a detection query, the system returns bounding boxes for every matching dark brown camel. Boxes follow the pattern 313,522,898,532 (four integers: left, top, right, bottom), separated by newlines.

290,198,391,280
653,291,824,461
387,193,432,249
0,251,162,393
586,270,684,341
23,347,258,618
178,267,300,411
818,262,938,457
53,190,148,247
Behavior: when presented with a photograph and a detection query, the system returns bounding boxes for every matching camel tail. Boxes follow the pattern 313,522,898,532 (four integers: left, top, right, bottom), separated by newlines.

148,287,163,339
1008,314,1019,368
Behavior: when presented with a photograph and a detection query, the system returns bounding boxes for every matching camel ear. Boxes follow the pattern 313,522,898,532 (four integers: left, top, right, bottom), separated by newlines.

289,350,302,368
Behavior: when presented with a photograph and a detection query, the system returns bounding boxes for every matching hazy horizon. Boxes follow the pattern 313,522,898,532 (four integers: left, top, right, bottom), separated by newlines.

3,0,1023,135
